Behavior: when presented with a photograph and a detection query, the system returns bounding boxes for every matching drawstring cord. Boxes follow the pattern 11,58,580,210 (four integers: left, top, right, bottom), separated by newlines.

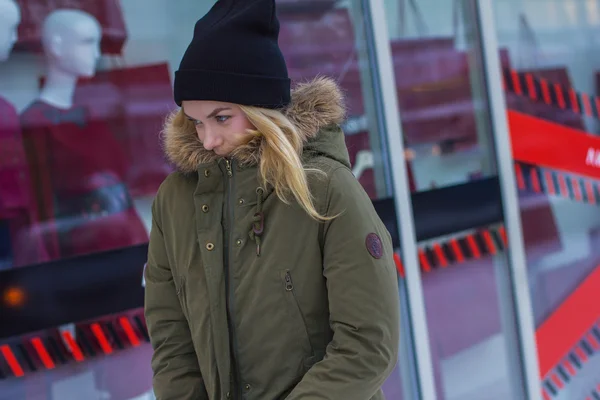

249,187,265,256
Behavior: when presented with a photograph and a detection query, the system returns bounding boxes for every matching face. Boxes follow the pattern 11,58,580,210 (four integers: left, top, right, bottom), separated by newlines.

182,100,255,157
57,17,101,77
0,1,20,62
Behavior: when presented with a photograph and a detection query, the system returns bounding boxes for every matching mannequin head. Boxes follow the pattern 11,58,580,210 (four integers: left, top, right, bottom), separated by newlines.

0,0,20,62
41,9,101,78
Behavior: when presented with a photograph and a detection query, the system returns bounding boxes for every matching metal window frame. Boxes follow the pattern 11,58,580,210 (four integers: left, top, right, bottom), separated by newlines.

363,0,438,398
474,0,543,399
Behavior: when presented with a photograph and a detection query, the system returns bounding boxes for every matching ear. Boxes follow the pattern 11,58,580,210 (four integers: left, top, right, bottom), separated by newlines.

47,34,63,59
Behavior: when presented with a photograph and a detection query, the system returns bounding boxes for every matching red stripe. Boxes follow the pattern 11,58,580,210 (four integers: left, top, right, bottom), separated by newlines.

119,317,141,347
554,84,566,109
551,373,564,389
542,389,551,400
515,163,526,190
541,79,551,104
466,235,481,258
569,88,580,114
509,111,600,181
575,346,588,362
61,331,84,362
511,70,523,95
572,178,583,201
587,332,600,350
498,226,508,246
393,252,405,278
91,323,113,355
432,243,448,267
544,171,556,195
563,360,576,376
31,337,55,369
585,180,596,204
418,249,431,272
0,345,24,377
482,231,497,255
558,174,568,196
525,73,537,100
450,239,465,263
530,168,542,193
536,265,600,375
582,93,593,116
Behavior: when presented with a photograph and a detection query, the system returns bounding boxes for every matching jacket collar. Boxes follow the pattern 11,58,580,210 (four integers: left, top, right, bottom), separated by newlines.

162,77,347,174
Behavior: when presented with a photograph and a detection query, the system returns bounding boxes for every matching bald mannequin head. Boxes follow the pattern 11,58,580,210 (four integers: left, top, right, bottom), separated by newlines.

0,0,20,62
41,9,101,78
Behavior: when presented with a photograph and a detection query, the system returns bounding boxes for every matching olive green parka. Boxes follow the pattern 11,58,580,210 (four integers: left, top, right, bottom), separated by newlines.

144,77,400,400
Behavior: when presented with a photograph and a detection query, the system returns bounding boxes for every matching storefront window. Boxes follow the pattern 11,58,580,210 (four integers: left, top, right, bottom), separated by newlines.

492,0,600,398
0,0,410,398
385,0,528,398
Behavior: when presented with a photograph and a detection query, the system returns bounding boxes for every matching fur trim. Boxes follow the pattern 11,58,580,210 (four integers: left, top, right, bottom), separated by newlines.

162,76,346,173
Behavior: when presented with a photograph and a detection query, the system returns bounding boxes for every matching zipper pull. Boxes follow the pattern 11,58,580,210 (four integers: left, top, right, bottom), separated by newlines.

224,159,233,177
284,271,293,291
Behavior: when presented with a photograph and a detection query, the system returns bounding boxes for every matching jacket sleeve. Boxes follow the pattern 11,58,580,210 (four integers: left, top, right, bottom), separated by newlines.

144,194,208,400
286,167,401,400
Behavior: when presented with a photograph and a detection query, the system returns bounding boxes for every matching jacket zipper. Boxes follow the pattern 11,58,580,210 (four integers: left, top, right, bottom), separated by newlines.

284,270,315,357
223,158,242,399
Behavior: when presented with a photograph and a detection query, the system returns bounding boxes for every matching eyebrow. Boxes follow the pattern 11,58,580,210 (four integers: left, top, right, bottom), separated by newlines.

184,107,232,121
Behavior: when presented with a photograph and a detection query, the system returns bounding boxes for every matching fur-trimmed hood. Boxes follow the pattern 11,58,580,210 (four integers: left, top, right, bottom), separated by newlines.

162,77,350,173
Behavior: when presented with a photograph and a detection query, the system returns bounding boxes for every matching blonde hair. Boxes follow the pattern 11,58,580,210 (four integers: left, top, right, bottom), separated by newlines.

239,106,333,221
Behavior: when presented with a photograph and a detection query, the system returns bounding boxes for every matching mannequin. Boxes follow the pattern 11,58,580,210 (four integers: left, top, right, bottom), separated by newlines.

0,0,19,62
20,8,148,261
38,9,101,109
0,0,45,267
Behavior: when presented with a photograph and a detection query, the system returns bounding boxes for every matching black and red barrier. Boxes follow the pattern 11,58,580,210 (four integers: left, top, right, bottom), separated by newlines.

0,312,148,379
503,68,600,120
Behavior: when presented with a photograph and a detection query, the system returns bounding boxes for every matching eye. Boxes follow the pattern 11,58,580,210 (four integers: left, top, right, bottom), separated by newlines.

215,115,230,123
187,117,202,126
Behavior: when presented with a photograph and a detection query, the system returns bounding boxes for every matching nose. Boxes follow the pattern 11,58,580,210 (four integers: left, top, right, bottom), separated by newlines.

201,128,222,151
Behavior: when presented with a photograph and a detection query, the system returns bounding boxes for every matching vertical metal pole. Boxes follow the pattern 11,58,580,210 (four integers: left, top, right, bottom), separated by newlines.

474,0,543,399
364,0,437,398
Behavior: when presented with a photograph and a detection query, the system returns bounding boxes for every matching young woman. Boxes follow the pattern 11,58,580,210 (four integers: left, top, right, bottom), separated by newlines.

144,1,400,399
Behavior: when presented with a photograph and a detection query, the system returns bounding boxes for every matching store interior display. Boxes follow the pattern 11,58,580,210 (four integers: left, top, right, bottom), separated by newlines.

18,8,148,263
51,63,175,198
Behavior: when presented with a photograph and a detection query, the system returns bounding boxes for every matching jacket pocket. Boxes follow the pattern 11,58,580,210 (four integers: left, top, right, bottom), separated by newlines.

280,270,314,358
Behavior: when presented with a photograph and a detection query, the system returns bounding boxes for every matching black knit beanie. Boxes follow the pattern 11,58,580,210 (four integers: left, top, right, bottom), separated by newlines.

174,0,291,109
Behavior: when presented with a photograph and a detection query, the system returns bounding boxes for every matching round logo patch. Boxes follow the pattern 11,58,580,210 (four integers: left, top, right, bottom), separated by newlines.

366,233,383,259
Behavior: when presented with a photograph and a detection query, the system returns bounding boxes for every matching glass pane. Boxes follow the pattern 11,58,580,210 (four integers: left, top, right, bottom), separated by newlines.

0,0,215,397
492,0,600,398
385,0,527,398
0,0,411,398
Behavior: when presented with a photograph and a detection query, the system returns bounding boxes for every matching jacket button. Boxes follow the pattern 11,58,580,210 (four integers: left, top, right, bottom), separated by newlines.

238,198,245,205
206,243,215,251
201,204,209,213
245,384,251,391
204,169,210,177
226,392,231,399
236,239,243,247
